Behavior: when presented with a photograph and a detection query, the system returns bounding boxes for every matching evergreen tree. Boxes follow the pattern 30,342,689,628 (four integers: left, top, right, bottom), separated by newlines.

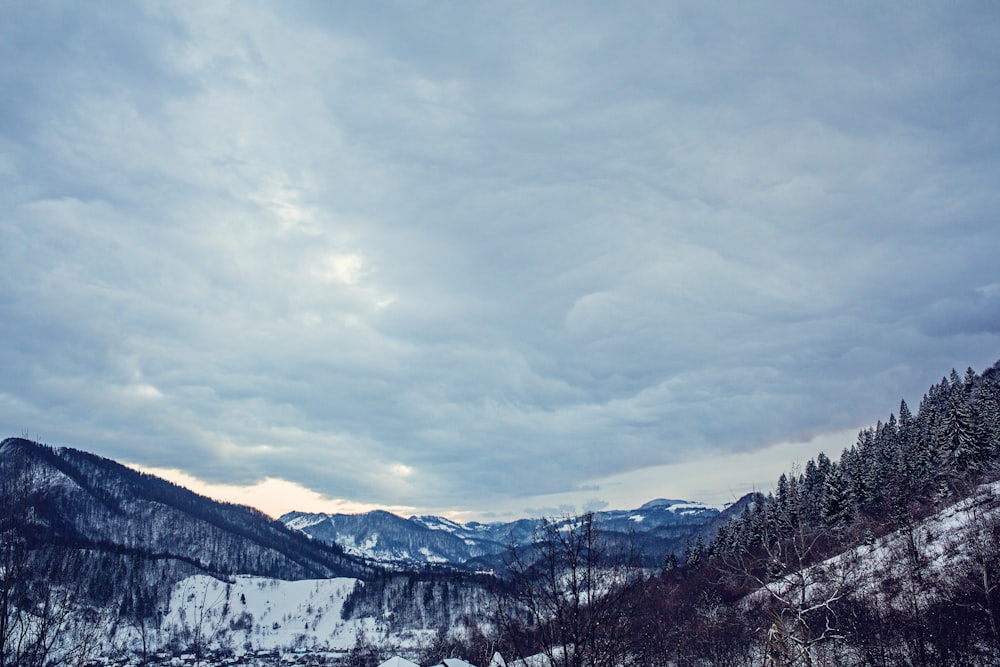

801,458,824,524
898,399,914,448
684,536,705,569
945,374,979,471
978,368,1000,456
774,473,792,531
663,553,678,572
822,465,852,529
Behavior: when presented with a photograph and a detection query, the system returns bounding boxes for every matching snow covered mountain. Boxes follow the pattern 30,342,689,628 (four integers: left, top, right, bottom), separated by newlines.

280,498,728,569
0,436,487,664
282,509,504,567
0,436,373,598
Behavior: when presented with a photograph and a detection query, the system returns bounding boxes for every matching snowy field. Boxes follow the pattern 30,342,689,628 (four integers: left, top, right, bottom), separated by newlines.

110,574,437,661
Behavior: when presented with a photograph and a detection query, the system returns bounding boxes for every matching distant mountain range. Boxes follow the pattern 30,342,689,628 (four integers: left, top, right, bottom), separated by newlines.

280,496,754,570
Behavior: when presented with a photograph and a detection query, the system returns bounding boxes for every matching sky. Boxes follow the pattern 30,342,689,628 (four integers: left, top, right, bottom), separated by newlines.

2,2,1000,522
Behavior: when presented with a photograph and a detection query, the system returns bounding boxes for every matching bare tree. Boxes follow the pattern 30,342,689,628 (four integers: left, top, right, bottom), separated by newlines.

0,447,100,667
929,483,1000,663
959,485,1000,648
495,513,641,667
719,507,850,666
886,504,937,667
168,576,232,665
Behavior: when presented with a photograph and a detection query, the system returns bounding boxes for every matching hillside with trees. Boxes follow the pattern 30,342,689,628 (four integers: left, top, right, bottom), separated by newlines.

491,362,1000,667
710,363,1000,564
0,437,376,664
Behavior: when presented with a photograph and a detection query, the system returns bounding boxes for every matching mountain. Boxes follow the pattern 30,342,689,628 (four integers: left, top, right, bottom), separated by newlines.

281,498,728,569
0,437,374,586
283,508,504,566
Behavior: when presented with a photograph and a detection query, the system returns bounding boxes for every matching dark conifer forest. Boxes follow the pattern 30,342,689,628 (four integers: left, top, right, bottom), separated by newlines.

711,363,1000,562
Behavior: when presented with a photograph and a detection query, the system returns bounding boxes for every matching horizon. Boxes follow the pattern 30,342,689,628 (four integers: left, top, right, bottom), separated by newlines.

128,424,860,522
2,3,999,521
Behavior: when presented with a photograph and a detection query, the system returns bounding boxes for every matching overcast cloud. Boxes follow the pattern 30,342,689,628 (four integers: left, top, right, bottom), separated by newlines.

2,1,999,519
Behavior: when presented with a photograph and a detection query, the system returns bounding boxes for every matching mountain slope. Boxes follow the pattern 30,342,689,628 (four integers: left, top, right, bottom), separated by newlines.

0,437,374,582
284,509,507,566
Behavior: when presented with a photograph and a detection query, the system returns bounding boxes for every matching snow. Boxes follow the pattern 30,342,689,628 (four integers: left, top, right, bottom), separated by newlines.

436,659,476,667
508,647,565,667
665,502,714,512
143,573,435,657
413,516,464,532
846,480,1000,589
137,567,481,658
282,514,328,531
750,481,1000,612
159,575,366,653
636,498,723,513
379,656,421,667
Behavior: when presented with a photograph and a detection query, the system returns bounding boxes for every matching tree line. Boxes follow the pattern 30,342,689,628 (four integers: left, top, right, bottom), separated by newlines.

710,362,1000,563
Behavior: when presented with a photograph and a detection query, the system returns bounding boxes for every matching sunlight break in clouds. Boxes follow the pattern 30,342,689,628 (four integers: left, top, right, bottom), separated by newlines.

314,253,366,286
128,464,416,519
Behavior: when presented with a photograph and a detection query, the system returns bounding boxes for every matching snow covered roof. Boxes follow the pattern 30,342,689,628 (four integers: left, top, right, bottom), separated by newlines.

378,657,420,667
433,658,477,667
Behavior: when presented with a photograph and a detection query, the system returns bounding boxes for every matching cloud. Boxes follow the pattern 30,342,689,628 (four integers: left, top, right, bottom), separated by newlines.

583,499,609,513
127,464,415,519
1,2,999,517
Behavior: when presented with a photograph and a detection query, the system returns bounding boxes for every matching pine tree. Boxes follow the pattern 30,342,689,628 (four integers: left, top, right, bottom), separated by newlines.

801,458,824,525
774,473,792,531
663,553,678,571
898,399,914,444
944,374,978,471
978,368,1000,457
822,465,852,528
684,536,705,569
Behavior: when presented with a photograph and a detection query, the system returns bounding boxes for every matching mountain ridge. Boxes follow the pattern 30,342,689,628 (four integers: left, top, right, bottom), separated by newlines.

280,497,729,569
0,437,375,582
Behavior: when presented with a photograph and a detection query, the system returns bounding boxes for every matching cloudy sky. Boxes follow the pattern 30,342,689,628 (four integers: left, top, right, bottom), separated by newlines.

2,2,1000,521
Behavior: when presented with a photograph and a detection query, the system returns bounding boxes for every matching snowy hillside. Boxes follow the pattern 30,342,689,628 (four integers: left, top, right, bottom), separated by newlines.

65,479,995,665
99,571,493,663
714,479,1000,667
151,574,432,655
777,480,1000,607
